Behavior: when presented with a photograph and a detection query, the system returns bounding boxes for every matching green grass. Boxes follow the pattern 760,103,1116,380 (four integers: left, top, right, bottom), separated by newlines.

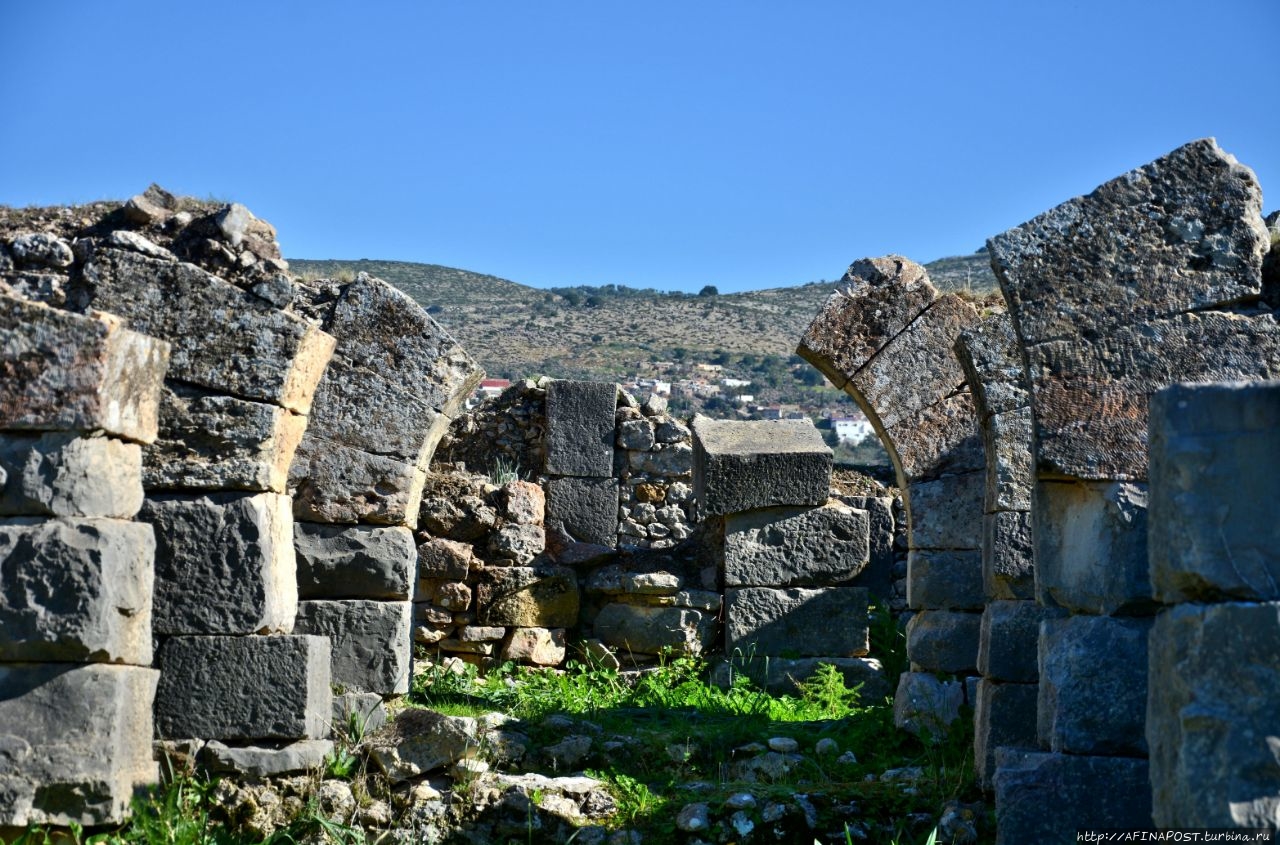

408,610,981,844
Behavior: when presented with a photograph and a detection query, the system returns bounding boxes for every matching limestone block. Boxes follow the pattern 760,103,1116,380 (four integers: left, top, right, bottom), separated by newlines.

199,739,334,778
893,671,964,740
290,437,426,526
1038,615,1151,756
500,627,567,665
990,138,1267,348
544,380,617,476
905,609,981,674
0,663,159,827
1026,312,1280,480
1033,480,1151,614
0,431,142,518
1149,381,1280,602
954,313,1029,420
906,549,983,611
981,410,1034,512
144,383,305,493
593,603,715,656
0,295,168,443
417,536,474,581
154,634,331,740
724,586,869,657
546,476,619,547
305,358,450,463
978,600,1064,684
475,565,580,627
294,600,413,695
324,274,483,418
983,510,1034,601
844,295,979,432
369,709,479,784
0,517,154,665
797,255,938,388
838,495,894,600
724,503,868,587
295,522,415,599
881,391,985,482
78,248,335,413
691,417,831,516
1148,601,1280,828
906,472,984,550
142,491,296,636
973,680,1039,791
993,750,1152,844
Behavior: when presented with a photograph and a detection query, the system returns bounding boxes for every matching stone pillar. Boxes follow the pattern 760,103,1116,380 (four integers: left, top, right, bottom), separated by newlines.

1147,381,1280,830
798,256,985,737
61,201,344,776
0,296,168,828
955,314,1061,789
289,273,483,693
988,138,1278,841
688,416,883,691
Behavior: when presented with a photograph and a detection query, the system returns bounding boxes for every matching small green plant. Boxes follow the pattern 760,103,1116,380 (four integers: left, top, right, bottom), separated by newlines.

490,455,520,485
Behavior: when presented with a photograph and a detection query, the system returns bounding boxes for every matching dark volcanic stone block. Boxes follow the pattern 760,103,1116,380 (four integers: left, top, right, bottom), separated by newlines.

724,586,869,658
546,476,619,547
154,634,330,741
294,522,415,599
994,750,1151,844
294,600,413,695
724,503,868,588
544,380,617,477
692,417,832,516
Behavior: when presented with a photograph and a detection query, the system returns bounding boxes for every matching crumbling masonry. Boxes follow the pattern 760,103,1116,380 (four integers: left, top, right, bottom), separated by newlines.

1,136,1278,840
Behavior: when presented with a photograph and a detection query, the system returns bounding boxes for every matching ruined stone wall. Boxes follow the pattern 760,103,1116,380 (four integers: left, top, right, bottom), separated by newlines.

797,139,1280,840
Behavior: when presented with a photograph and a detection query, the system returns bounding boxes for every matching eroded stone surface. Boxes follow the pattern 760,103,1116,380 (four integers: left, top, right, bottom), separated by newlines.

0,518,154,665
546,476,619,547
154,635,331,741
905,609,981,674
1038,615,1151,756
724,503,869,587
724,586,869,657
295,522,415,599
294,600,413,695
544,380,617,477
142,491,296,636
145,383,305,493
1149,381,1280,602
594,604,715,656
994,750,1152,844
0,663,159,827
692,417,831,516
1148,601,1280,828
0,432,143,518
0,295,168,443
475,565,580,628
77,247,334,414
290,439,426,526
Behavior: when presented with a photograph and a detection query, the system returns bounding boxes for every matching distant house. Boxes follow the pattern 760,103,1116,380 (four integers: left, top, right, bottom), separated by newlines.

733,394,755,405
833,416,875,444
721,377,752,389
477,379,511,399
695,363,724,374
759,406,783,420
652,380,671,396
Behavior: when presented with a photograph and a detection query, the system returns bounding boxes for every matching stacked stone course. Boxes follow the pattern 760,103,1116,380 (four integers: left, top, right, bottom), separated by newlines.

798,257,985,737
288,271,482,697
0,296,169,828
987,138,1279,841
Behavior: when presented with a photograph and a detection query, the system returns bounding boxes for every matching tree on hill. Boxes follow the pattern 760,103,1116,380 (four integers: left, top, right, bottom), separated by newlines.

698,285,719,297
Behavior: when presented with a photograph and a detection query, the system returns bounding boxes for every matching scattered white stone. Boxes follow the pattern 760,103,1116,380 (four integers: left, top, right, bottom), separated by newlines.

768,736,800,753
815,737,840,757
725,792,757,810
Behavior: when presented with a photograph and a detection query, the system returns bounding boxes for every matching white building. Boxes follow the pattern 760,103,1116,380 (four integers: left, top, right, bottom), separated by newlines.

833,416,875,444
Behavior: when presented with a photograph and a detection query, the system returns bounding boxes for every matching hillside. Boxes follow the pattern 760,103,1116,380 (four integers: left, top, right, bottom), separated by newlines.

288,253,998,380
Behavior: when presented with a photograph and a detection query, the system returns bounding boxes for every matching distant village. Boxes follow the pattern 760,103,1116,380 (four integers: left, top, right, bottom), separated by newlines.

470,358,883,460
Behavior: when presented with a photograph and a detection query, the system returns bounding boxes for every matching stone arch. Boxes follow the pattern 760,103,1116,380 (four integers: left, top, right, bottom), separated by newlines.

798,255,986,732
987,138,1280,838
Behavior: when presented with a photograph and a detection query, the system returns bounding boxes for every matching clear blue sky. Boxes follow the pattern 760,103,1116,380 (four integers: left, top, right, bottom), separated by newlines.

2,1,1276,294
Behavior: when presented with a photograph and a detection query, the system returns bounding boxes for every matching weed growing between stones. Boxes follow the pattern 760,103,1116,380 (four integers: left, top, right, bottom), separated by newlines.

404,630,985,843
